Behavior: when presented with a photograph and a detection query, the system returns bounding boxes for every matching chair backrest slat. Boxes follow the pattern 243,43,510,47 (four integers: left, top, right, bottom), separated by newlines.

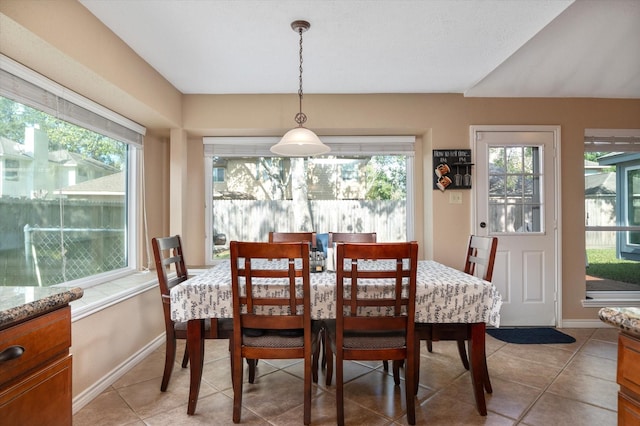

328,232,377,247
268,231,317,249
464,235,498,281
152,235,188,296
230,241,311,332
336,242,418,333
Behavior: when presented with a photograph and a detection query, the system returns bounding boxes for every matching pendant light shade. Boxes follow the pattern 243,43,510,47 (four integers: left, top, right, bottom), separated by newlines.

271,20,330,157
271,127,330,157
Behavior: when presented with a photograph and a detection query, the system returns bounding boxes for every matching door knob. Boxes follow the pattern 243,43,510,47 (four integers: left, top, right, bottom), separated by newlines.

480,222,486,228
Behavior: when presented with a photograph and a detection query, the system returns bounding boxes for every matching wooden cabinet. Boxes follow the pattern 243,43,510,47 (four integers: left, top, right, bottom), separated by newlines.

617,332,640,425
0,307,72,426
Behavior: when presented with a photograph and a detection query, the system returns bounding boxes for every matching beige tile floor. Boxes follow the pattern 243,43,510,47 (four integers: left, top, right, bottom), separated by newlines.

73,327,619,425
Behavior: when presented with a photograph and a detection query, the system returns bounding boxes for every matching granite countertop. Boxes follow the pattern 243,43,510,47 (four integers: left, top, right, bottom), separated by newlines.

599,307,640,338
0,286,84,330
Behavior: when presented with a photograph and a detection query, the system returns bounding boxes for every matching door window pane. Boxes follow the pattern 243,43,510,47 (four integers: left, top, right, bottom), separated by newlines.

488,145,543,234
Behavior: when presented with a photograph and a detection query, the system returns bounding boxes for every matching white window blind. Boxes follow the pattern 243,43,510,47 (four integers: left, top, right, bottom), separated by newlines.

584,129,640,152
203,136,415,157
0,54,145,147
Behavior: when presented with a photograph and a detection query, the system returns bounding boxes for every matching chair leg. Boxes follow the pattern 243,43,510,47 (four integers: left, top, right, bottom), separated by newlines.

232,350,244,423
181,343,189,368
383,360,389,371
320,328,327,369
304,353,312,426
414,335,421,395
325,339,334,386
426,339,433,352
457,339,470,370
161,335,177,392
228,340,234,387
481,340,492,393
312,334,320,383
336,350,344,426
405,354,416,425
392,360,401,386
247,359,257,384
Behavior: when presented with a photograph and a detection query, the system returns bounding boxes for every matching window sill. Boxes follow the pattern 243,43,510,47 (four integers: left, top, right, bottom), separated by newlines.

70,271,158,321
582,292,640,308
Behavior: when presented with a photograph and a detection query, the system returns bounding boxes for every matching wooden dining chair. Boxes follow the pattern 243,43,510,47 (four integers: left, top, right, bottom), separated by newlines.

229,241,320,425
152,235,247,391
417,235,497,388
327,231,377,246
269,231,317,249
325,232,395,371
324,242,418,426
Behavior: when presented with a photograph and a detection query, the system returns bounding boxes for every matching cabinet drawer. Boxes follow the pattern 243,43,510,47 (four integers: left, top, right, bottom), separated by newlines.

618,392,640,426
0,307,71,385
0,355,72,426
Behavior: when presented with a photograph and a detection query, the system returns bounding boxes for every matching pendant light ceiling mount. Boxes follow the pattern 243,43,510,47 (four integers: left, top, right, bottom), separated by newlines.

270,20,330,157
291,19,310,34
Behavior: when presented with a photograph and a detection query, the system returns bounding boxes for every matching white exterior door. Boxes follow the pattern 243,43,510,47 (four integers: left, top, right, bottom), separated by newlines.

472,126,560,326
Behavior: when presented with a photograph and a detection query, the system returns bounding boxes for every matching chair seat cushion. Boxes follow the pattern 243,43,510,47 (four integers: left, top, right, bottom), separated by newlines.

343,333,406,349
324,320,406,349
243,324,321,349
174,318,212,332
243,331,304,348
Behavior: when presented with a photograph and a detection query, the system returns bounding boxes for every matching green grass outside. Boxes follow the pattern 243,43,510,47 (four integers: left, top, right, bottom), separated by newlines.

586,248,640,285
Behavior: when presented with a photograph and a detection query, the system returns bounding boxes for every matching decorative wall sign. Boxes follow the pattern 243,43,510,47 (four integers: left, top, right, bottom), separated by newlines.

432,149,473,191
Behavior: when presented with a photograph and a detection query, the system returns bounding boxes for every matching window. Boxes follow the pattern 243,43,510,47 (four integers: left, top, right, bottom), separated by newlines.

3,159,20,181
488,146,542,233
584,130,640,299
203,136,415,262
0,55,145,288
212,167,225,183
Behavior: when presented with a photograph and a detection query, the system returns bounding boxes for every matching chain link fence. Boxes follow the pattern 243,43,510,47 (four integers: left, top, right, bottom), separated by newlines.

23,225,125,286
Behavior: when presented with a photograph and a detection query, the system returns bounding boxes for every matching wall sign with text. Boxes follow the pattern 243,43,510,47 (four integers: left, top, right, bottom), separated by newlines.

432,149,473,191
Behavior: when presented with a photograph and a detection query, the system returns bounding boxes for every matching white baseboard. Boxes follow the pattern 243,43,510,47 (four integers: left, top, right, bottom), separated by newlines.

72,333,165,414
559,319,611,328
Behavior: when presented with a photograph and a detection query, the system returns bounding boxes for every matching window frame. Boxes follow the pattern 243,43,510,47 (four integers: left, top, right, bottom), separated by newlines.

583,129,640,304
0,54,145,292
203,136,415,265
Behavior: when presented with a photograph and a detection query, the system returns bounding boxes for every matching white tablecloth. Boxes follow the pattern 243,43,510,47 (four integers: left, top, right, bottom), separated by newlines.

170,260,501,326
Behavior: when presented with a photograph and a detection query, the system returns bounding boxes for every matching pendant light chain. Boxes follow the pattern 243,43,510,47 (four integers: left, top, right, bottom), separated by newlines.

270,20,330,157
295,25,307,126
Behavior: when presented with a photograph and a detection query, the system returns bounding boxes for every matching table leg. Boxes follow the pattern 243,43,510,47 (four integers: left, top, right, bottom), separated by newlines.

469,323,487,416
186,319,204,415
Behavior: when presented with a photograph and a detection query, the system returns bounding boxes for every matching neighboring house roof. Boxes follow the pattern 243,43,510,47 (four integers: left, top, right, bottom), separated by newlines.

55,172,124,195
598,152,640,166
585,172,616,196
49,150,118,171
1,138,118,173
0,137,32,160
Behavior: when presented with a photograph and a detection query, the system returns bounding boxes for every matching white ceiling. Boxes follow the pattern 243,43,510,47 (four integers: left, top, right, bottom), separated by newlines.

79,0,640,98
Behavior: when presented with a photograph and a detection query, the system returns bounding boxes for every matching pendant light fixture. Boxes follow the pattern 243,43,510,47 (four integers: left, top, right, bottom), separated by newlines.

271,20,330,157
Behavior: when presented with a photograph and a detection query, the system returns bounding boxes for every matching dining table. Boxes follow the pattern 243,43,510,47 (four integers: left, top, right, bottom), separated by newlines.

170,259,502,416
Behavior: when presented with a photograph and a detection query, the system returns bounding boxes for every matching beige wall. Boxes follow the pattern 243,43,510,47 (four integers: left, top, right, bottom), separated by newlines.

70,289,164,400
2,0,640,400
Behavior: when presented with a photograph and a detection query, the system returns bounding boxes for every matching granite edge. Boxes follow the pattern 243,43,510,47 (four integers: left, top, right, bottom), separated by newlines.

598,307,640,338
0,287,84,329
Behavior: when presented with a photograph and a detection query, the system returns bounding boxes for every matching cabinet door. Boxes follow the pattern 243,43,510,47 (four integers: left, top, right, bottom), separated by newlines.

618,393,640,425
618,334,640,396
0,355,72,426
